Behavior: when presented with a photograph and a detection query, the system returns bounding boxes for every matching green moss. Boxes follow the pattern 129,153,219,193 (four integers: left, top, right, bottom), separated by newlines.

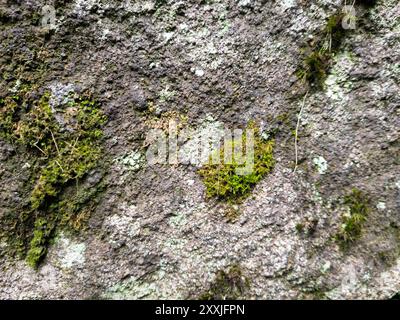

335,189,370,249
198,123,274,203
58,181,106,231
10,94,106,211
296,223,305,234
297,50,331,87
26,217,55,269
0,96,21,139
297,0,378,89
199,265,250,300
297,13,348,89
0,90,107,268
324,13,347,52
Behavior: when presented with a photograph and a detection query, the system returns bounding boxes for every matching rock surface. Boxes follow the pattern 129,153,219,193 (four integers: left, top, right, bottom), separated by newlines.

0,0,399,299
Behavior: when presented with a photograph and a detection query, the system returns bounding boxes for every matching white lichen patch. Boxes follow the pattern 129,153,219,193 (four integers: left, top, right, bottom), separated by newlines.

159,86,176,102
49,83,75,107
10,79,21,93
313,156,328,175
103,203,141,246
114,150,145,172
169,211,187,228
194,68,205,77
124,1,155,13
103,276,161,300
73,0,99,17
376,202,386,211
280,0,297,11
102,266,179,300
325,51,354,102
321,261,331,274
238,0,252,7
55,234,86,269
164,238,188,251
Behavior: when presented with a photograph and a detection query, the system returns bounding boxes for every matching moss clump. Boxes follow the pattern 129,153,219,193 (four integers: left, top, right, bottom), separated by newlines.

296,223,305,234
297,50,331,87
199,265,250,300
297,0,378,88
335,189,370,249
297,13,347,88
198,123,274,203
0,96,21,139
0,90,106,268
26,217,55,269
8,94,106,210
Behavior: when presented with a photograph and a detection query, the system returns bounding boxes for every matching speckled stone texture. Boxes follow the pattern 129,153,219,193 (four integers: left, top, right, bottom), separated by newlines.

0,0,399,299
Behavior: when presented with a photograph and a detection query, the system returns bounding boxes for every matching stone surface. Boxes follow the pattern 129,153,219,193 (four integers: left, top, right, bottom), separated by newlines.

0,0,399,300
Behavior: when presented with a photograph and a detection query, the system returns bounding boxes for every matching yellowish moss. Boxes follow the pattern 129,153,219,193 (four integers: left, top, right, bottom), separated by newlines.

198,123,274,203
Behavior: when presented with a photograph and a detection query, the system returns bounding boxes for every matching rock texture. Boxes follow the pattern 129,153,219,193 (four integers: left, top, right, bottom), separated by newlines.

0,0,399,299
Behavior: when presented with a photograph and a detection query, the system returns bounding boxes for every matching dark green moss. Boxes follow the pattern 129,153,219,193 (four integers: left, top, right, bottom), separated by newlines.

297,0,379,89
224,205,241,223
199,265,250,300
297,13,348,89
0,90,107,268
296,219,318,237
297,50,331,87
335,189,370,249
296,223,305,234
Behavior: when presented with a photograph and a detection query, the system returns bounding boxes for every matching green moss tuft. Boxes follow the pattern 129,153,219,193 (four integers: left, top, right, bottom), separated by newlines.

296,223,305,234
26,218,55,268
198,123,274,203
335,189,370,249
297,50,331,87
199,265,250,300
297,13,348,89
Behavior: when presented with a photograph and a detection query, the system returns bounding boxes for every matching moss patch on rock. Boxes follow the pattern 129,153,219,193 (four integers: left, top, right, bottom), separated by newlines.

198,123,275,203
297,1,378,89
297,12,348,89
0,88,107,268
335,189,370,249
